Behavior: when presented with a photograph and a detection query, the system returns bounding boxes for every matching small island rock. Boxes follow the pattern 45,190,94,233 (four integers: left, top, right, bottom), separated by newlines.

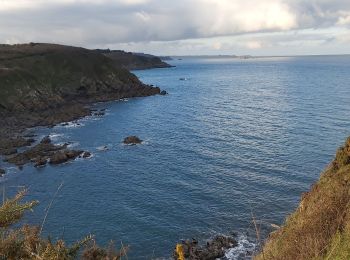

123,136,142,145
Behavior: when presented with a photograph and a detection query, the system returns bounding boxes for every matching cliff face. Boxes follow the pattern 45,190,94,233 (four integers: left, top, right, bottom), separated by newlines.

0,43,161,134
257,137,350,260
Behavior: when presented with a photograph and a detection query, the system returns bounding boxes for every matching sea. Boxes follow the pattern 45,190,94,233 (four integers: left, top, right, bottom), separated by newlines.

1,55,350,259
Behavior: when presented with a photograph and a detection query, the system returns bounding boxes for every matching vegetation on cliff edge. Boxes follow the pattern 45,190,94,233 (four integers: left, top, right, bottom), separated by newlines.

256,137,350,260
0,190,127,259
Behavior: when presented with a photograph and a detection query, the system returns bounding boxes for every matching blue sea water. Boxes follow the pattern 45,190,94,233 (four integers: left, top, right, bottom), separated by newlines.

1,56,350,259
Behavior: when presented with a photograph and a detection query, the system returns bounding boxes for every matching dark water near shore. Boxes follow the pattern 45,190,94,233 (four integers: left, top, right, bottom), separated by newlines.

2,56,350,259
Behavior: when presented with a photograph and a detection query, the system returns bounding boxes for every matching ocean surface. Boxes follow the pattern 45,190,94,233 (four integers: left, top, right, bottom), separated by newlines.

1,56,350,259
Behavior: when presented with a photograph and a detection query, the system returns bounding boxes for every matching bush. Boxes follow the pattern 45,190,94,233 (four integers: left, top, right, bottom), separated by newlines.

0,190,127,260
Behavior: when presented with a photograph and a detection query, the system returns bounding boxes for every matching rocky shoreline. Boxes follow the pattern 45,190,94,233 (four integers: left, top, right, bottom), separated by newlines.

0,87,165,175
0,43,167,175
174,235,238,260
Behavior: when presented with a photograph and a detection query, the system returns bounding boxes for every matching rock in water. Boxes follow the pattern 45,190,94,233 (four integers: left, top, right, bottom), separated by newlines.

0,168,5,177
160,90,168,95
82,151,92,158
173,235,237,260
40,136,51,144
65,150,83,159
34,157,47,167
123,136,142,145
49,151,68,165
49,150,83,164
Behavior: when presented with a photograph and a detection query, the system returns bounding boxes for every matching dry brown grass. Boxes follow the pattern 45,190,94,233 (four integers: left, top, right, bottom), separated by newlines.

255,137,350,260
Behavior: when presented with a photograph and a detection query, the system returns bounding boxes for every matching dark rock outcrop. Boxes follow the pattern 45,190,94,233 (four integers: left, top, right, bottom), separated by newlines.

40,136,51,144
49,151,68,165
49,150,83,165
3,140,86,167
0,168,5,176
123,136,142,145
34,157,47,167
0,148,17,156
5,142,63,166
160,90,168,95
0,137,35,157
82,151,92,158
0,137,35,153
174,235,237,260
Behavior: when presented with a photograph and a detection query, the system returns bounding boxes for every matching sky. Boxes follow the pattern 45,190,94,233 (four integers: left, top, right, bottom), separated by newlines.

0,0,350,55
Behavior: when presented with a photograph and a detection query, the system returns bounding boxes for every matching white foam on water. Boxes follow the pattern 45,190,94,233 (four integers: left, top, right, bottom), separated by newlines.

96,145,109,151
59,121,85,128
67,142,80,148
122,141,145,147
48,133,65,141
75,153,94,161
224,235,256,260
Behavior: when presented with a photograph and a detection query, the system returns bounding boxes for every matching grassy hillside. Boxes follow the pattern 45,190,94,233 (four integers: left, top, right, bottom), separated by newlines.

0,43,161,112
256,137,350,260
0,43,164,141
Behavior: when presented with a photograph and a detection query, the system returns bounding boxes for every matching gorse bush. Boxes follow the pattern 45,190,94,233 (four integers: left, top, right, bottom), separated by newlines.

0,190,38,228
0,190,127,260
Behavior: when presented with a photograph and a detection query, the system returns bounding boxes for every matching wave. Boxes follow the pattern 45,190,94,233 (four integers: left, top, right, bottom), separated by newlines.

96,145,109,151
58,121,85,128
48,133,65,141
224,234,256,260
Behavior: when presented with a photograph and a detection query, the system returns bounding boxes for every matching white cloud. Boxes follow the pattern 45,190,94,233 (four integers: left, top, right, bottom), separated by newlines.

212,42,222,50
337,12,350,25
0,0,350,54
246,41,263,49
195,0,297,36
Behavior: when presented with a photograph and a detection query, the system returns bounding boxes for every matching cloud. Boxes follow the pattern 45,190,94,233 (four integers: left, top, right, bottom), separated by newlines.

246,41,263,49
337,12,350,26
0,0,349,54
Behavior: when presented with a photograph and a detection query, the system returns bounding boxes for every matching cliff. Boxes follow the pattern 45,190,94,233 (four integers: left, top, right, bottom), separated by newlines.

0,43,163,135
256,137,350,259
